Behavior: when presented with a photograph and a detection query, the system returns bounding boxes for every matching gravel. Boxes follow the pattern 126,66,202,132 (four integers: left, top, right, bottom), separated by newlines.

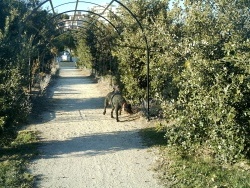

27,62,163,188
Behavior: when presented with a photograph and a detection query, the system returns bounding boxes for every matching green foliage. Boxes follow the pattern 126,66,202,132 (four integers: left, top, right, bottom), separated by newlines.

166,56,250,162
74,22,97,70
76,37,93,69
112,0,171,101
55,32,76,52
0,0,59,146
113,0,250,163
0,130,38,188
72,0,250,163
161,0,250,163
141,126,250,188
160,148,250,188
0,67,31,146
139,127,168,147
0,160,33,188
74,14,118,76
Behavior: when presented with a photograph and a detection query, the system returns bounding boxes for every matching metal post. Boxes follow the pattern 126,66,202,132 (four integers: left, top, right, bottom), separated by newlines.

147,50,150,121
29,56,31,94
113,0,150,121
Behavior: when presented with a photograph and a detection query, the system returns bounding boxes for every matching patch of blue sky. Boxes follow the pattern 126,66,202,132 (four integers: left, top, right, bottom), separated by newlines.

42,0,115,14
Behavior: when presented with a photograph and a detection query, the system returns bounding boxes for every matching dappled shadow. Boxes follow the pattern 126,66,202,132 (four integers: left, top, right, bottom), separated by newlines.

47,87,84,97
57,76,96,83
29,66,107,123
0,142,39,162
50,97,104,111
139,127,168,147
37,129,145,159
29,96,105,124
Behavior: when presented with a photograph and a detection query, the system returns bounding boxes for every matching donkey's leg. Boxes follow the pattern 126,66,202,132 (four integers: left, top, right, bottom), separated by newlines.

103,99,108,115
116,108,120,122
111,107,115,118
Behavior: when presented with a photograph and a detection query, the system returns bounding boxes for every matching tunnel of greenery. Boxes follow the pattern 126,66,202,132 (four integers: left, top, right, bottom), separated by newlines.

0,0,250,164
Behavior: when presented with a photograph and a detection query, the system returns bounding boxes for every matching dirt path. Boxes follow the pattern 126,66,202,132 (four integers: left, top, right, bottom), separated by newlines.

27,62,162,188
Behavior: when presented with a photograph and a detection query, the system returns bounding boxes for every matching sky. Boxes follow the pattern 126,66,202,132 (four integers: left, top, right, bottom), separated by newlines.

42,0,115,14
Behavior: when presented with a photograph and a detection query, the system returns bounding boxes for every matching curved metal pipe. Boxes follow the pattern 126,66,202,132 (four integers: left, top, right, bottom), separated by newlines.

21,0,150,120
51,10,121,35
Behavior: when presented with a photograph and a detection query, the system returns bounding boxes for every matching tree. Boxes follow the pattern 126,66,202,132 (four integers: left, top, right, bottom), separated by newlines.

112,0,171,101
163,0,250,163
75,13,118,76
62,0,250,163
0,0,59,146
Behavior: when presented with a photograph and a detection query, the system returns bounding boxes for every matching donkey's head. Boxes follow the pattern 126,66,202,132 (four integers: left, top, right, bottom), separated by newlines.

123,103,133,114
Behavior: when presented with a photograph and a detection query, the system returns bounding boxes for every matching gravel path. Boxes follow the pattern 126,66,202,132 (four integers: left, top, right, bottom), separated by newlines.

27,62,162,188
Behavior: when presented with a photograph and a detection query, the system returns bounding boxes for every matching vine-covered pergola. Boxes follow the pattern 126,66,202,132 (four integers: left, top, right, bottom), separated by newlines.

22,0,151,120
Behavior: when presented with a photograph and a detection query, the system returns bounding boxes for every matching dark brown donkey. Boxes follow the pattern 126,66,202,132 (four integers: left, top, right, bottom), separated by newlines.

103,92,133,122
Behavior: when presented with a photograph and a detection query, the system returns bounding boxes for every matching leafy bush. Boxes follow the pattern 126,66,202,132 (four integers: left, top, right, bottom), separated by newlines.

0,0,59,146
0,160,33,188
161,0,250,163
0,130,37,188
156,148,250,188
0,68,31,146
166,55,250,162
73,0,250,163
76,37,93,69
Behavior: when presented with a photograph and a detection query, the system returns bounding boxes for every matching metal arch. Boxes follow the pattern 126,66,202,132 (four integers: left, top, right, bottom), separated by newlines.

56,18,112,33
57,19,115,37
56,21,112,44
48,1,123,22
48,1,99,11
48,0,55,14
22,0,120,64
51,10,121,35
21,1,122,54
22,0,151,120
73,0,79,21
57,20,115,53
56,18,116,49
22,0,125,40
60,25,114,81
30,10,120,53
57,19,145,51
55,18,114,49
28,8,121,56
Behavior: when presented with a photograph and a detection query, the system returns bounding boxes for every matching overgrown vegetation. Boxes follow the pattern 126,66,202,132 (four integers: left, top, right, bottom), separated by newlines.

75,0,250,186
0,0,60,146
0,1,60,186
141,127,250,187
75,0,250,164
1,0,250,187
0,130,38,187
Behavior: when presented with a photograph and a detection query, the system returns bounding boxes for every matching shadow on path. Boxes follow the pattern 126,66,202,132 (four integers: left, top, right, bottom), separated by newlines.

30,67,105,123
39,129,145,158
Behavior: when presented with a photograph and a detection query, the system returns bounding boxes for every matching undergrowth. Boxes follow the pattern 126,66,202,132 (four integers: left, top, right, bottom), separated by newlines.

0,130,38,188
140,126,250,188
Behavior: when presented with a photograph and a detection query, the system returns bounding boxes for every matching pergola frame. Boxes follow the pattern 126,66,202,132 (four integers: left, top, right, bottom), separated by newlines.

21,0,151,120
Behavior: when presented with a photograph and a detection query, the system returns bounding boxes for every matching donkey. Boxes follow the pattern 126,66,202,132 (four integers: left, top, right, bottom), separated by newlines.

103,91,133,122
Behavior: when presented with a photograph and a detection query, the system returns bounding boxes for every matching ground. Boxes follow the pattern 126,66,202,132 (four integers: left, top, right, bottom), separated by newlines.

26,62,163,188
